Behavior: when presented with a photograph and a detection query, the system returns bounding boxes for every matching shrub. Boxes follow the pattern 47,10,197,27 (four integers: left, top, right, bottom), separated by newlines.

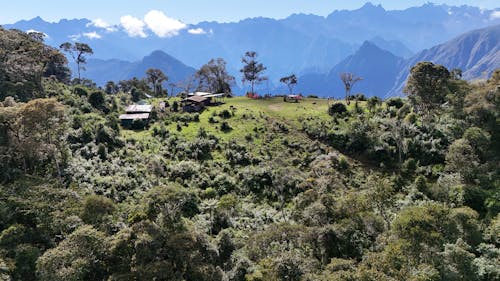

219,109,232,119
88,91,105,109
81,195,116,226
221,121,232,132
73,86,88,97
328,103,347,116
172,101,179,112
386,97,404,108
208,116,217,123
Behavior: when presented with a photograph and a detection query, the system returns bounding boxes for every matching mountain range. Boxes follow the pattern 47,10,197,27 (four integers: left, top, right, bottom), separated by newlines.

295,24,500,97
2,2,500,96
81,51,196,87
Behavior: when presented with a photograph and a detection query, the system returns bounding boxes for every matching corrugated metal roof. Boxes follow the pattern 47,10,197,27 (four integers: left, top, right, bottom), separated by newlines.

203,93,225,98
186,96,208,103
119,113,150,120
125,104,153,113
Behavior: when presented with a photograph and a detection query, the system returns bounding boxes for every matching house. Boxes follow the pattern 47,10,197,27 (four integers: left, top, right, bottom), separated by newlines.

182,96,209,112
119,104,153,127
188,92,226,104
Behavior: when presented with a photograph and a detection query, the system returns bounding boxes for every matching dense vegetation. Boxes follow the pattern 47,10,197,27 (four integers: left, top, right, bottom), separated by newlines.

0,27,499,281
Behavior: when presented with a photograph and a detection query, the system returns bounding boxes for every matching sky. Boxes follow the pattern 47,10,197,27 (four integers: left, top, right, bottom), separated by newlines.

1,0,499,25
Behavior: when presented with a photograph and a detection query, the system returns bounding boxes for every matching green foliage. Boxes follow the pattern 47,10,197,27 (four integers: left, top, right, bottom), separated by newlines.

328,102,347,116
36,225,107,281
404,62,450,117
445,139,479,182
0,52,498,280
80,195,116,227
88,90,105,109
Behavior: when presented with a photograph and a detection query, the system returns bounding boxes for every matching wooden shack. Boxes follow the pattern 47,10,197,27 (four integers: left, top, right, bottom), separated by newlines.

182,96,209,112
119,104,153,127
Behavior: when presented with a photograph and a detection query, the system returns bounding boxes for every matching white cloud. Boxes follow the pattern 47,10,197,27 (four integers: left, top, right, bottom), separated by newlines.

144,10,186,37
120,15,147,38
87,18,117,32
26,29,49,38
490,10,500,19
69,34,81,41
83,31,102,39
188,28,207,35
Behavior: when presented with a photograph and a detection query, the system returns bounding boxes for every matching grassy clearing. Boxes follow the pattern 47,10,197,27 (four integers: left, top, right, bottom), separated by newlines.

119,96,343,160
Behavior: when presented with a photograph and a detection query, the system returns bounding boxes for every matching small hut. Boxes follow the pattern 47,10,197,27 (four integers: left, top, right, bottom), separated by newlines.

119,104,153,127
182,96,209,112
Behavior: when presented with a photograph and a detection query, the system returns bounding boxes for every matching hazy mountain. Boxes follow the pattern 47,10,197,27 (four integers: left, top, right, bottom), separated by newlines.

368,36,413,58
80,50,196,86
388,24,500,96
4,2,499,86
296,41,404,97
295,23,500,98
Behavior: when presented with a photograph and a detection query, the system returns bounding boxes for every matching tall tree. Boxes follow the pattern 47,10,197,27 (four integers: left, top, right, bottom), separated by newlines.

16,99,67,179
59,42,93,81
0,28,70,100
240,51,267,95
146,68,168,97
404,61,450,118
196,58,235,94
340,72,363,105
280,74,298,95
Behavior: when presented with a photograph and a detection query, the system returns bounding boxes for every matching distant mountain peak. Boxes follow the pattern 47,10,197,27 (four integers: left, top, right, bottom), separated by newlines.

359,2,385,11
355,40,398,58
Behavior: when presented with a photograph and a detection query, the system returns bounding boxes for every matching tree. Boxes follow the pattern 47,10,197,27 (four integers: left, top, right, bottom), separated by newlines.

105,81,118,95
240,51,267,95
196,58,235,94
16,98,67,179
340,72,362,105
445,139,479,183
36,225,107,281
88,90,105,109
366,96,382,112
59,42,93,81
404,62,450,118
146,68,168,97
0,28,70,100
280,74,298,95
366,175,395,229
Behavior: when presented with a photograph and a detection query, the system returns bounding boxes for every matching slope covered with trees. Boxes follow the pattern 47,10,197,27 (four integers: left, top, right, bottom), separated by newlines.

0,28,499,281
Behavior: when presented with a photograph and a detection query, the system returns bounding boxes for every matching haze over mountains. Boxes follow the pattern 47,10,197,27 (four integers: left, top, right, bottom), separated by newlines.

3,2,500,97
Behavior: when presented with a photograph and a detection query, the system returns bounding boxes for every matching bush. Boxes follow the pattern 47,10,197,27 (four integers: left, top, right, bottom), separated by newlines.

73,86,88,97
328,103,347,116
219,109,232,119
208,116,217,123
221,121,232,132
386,97,404,108
88,91,105,109
81,195,116,226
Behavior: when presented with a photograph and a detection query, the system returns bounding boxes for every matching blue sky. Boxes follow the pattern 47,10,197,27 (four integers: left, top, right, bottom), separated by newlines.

1,0,498,24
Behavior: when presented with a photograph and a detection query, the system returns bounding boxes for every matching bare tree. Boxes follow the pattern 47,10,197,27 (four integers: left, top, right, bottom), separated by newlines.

340,72,362,105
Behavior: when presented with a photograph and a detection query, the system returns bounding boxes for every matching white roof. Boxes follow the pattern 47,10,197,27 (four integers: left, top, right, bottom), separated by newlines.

119,113,150,120
187,92,212,97
203,93,225,98
125,104,153,113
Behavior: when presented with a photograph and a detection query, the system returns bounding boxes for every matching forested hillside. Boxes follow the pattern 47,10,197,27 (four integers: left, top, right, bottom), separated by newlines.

0,26,499,281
